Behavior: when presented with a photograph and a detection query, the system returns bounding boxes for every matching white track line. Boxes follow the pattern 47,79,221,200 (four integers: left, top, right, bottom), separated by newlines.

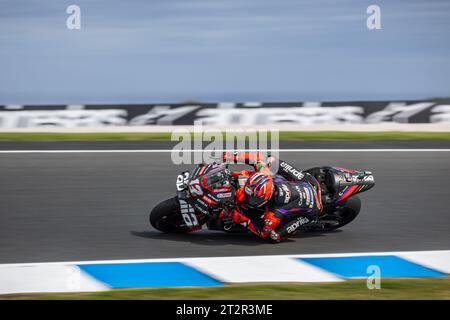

1,250,449,268
0,149,450,153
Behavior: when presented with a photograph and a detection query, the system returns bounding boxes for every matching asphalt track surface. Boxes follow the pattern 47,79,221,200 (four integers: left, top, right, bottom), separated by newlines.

0,141,449,263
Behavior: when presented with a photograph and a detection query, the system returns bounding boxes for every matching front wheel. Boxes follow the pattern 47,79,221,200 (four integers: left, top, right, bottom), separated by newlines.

150,197,192,233
316,196,361,231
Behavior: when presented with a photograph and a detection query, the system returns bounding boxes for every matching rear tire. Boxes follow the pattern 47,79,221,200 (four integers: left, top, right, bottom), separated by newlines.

318,196,361,231
150,197,190,233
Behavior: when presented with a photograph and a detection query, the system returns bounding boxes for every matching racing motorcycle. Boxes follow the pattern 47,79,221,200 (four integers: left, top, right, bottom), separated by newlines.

149,160,375,240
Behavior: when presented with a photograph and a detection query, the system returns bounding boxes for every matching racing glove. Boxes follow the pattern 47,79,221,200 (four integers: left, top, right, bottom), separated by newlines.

219,207,233,227
219,207,250,225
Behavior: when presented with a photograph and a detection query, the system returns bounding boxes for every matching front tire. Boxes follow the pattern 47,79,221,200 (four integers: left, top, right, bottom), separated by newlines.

150,197,191,233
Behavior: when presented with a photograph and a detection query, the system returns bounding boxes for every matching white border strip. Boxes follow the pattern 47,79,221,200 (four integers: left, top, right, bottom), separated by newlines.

1,149,450,153
0,123,449,132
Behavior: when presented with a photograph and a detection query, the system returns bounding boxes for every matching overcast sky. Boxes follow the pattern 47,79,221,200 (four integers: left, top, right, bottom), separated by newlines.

0,0,449,104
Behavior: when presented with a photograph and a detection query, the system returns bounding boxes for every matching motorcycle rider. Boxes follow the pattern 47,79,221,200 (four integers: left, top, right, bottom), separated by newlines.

220,151,323,242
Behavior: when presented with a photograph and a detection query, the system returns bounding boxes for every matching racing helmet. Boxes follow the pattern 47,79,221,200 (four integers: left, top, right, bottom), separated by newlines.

244,172,274,207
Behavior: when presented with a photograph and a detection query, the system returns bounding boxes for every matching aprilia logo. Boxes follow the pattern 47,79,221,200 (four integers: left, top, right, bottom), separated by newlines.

281,184,291,204
286,216,309,233
280,162,304,180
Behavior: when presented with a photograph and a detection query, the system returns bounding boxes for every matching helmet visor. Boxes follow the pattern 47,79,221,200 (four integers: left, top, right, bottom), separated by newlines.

245,194,268,208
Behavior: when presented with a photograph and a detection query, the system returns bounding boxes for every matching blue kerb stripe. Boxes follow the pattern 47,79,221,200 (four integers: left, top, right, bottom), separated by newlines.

298,255,447,278
78,262,223,288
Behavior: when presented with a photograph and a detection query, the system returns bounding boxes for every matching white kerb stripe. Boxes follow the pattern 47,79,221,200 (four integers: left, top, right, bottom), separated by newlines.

397,251,450,274
184,256,342,283
0,265,109,295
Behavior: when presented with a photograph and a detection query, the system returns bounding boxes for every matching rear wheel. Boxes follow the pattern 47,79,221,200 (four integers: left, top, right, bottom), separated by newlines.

150,197,191,233
317,196,361,231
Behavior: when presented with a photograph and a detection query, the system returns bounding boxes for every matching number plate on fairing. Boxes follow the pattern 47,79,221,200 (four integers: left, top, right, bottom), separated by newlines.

176,172,199,227
179,199,199,227
176,172,190,191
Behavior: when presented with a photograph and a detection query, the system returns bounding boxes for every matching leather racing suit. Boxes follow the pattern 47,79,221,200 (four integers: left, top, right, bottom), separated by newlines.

221,152,323,242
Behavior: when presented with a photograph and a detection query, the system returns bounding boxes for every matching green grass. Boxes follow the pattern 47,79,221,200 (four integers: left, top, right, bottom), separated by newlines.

2,278,449,300
0,131,450,141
